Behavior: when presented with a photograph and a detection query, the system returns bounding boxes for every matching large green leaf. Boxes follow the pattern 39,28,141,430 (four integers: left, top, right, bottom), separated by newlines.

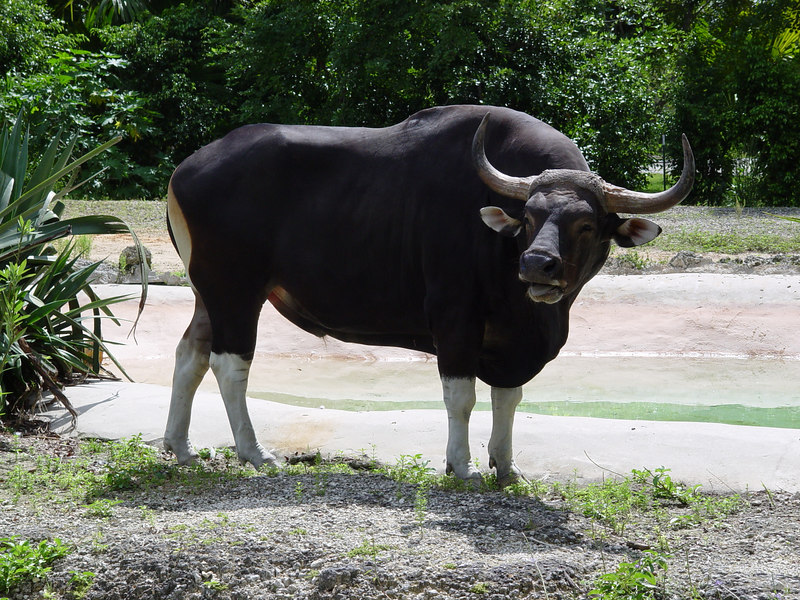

0,112,28,213
16,136,121,208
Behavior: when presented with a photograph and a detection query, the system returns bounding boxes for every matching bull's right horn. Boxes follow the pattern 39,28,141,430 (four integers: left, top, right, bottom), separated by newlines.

601,134,695,214
472,114,535,200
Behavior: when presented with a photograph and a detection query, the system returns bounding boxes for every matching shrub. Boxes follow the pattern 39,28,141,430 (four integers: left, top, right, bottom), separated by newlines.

0,111,145,421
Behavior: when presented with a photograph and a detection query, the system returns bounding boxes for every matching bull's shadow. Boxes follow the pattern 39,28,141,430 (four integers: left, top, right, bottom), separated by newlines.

112,466,622,559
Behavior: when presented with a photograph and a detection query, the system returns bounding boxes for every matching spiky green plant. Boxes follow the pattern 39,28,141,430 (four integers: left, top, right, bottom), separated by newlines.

0,110,146,421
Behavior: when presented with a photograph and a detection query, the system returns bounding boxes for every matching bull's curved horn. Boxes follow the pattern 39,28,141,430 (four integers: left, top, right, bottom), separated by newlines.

472,113,534,200
601,134,695,214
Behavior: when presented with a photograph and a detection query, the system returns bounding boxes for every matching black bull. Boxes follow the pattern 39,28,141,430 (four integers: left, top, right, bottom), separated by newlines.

164,105,694,485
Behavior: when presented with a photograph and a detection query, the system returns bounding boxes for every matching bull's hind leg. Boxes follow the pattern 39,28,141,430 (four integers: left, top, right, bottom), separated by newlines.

488,386,526,487
208,351,277,469
202,289,277,470
165,292,212,464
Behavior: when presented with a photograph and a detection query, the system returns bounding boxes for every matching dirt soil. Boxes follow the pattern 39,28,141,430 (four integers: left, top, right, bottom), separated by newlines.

1,432,799,600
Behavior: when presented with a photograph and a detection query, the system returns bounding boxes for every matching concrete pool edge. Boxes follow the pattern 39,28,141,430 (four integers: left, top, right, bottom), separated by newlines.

44,381,800,493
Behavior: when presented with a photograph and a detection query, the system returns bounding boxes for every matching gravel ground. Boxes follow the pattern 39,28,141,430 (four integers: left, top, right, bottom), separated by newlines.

1,433,799,600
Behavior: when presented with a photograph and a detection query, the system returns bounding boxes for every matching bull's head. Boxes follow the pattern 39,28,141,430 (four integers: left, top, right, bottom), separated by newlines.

473,114,694,304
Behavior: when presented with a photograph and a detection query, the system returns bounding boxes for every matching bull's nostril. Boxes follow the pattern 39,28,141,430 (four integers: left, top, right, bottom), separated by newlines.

521,253,561,277
541,256,559,274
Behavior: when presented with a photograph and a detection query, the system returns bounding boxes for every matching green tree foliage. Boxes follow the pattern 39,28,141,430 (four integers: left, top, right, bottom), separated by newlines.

45,0,148,31
668,0,800,205
216,0,678,188
98,0,232,168
0,0,156,198
0,0,64,75
83,0,687,192
2,50,157,198
2,0,798,205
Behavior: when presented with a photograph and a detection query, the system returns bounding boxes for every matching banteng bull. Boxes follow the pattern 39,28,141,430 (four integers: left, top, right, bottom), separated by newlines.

165,105,694,485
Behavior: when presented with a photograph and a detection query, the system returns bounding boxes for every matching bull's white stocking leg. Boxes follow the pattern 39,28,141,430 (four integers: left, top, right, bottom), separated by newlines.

165,299,211,464
442,376,481,481
209,352,277,469
488,386,526,487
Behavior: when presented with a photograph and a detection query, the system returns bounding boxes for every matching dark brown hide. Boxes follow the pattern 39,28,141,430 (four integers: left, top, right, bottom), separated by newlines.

168,105,666,388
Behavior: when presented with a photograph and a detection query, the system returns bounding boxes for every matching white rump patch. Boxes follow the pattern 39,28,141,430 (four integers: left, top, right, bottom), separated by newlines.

167,180,193,281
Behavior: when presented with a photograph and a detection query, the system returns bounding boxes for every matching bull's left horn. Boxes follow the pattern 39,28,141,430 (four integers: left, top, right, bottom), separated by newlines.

602,134,695,214
472,114,534,200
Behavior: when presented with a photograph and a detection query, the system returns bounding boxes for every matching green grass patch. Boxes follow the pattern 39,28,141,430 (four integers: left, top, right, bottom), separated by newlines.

346,537,392,558
589,550,669,599
652,228,800,254
3,438,754,599
61,200,168,234
5,439,745,538
642,172,670,194
5,434,255,508
552,466,745,536
67,570,96,599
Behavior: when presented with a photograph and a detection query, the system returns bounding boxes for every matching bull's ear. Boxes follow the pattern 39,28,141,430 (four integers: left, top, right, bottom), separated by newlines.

480,206,522,237
613,217,662,248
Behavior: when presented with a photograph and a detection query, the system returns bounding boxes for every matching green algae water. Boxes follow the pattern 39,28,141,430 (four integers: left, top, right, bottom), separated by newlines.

248,355,800,429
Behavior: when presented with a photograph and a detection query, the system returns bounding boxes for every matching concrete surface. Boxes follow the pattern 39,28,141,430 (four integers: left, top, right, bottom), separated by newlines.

41,274,800,492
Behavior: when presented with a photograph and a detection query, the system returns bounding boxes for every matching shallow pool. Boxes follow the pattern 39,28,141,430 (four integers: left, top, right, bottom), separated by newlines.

248,355,800,429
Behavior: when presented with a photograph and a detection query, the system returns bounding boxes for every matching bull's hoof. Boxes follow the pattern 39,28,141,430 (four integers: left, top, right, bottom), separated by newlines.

237,444,279,470
491,459,529,488
446,461,483,483
496,471,525,488
164,438,199,465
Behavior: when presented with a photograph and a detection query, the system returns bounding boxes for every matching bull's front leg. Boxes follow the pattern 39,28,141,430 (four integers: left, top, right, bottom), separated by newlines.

428,295,484,482
209,352,277,469
441,376,482,481
488,386,526,487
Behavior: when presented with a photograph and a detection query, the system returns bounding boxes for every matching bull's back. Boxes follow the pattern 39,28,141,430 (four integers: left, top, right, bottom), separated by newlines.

166,106,586,347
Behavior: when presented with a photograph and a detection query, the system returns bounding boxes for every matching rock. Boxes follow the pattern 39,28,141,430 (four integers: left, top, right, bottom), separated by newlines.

119,245,152,274
157,272,187,286
669,250,705,269
89,261,121,284
315,565,361,591
603,255,648,273
743,255,768,269
75,258,120,284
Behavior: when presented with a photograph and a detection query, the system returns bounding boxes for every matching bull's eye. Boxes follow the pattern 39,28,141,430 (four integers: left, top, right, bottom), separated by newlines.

525,219,535,237
580,223,595,234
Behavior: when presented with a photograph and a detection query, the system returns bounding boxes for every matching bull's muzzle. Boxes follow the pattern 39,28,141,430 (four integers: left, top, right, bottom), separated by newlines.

519,251,562,282
519,252,566,304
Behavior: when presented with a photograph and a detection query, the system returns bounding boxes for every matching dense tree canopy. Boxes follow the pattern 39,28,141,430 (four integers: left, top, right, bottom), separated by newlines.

670,0,800,205
1,0,798,204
